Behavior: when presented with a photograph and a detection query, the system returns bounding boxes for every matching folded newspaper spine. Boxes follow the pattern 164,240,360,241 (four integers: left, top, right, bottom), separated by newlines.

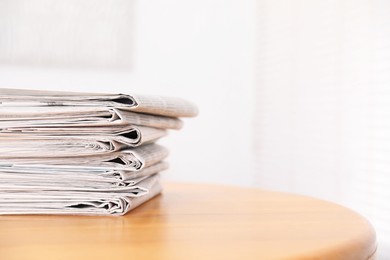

0,88,197,216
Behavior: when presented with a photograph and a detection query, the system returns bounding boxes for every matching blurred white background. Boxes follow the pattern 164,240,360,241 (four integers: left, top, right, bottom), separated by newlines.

0,0,389,257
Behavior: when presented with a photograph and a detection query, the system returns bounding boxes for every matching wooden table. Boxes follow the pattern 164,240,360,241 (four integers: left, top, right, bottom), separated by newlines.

0,182,377,259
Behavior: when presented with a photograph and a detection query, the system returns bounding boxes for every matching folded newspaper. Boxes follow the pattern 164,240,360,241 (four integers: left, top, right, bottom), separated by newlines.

0,88,198,117
0,88,197,216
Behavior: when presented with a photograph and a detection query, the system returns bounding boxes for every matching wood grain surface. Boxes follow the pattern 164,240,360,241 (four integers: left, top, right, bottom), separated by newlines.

0,182,377,260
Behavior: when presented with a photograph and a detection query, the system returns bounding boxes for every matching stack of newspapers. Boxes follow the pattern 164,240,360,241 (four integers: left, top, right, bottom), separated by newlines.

0,88,197,216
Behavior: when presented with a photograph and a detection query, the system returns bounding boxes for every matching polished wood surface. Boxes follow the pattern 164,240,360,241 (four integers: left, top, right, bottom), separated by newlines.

0,182,376,260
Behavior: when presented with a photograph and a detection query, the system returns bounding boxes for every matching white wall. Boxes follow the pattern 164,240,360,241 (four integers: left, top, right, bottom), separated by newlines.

0,0,256,186
254,0,390,257
0,0,135,68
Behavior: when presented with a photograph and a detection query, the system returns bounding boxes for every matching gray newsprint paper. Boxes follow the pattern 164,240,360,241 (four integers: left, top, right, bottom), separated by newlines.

0,126,167,157
0,106,184,130
0,174,162,216
0,88,198,118
0,161,169,187
0,143,169,171
0,88,197,215
0,142,168,216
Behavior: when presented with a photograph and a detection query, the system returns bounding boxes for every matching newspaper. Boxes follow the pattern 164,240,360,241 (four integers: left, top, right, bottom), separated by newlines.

0,126,167,157
0,106,184,129
0,174,162,216
0,162,168,191
0,88,197,215
0,143,169,171
0,143,167,216
0,161,169,185
0,88,199,118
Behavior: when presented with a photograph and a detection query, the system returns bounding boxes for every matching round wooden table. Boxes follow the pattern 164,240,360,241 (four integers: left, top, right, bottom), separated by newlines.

0,182,377,259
